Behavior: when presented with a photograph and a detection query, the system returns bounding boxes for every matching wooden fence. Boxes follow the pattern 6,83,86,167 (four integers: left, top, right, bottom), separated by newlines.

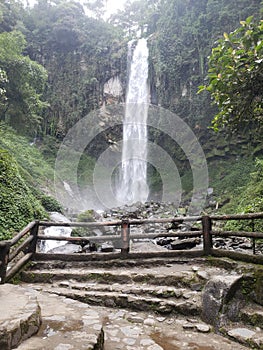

0,212,263,284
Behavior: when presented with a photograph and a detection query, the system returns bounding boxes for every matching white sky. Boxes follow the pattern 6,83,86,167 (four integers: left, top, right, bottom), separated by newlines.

22,0,127,17
105,0,127,15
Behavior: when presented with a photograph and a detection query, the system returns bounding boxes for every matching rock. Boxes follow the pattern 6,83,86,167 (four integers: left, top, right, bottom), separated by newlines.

238,243,252,249
170,238,200,250
228,327,255,339
144,318,156,326
48,243,82,254
182,322,195,330
201,274,243,327
196,323,211,333
100,242,114,253
0,285,41,350
155,237,172,246
140,339,155,346
166,318,175,324
197,270,209,280
82,242,97,253
126,316,144,324
183,291,195,299
173,289,183,298
192,266,199,272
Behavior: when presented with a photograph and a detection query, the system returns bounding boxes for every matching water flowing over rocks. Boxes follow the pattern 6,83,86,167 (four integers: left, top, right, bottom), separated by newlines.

39,212,72,253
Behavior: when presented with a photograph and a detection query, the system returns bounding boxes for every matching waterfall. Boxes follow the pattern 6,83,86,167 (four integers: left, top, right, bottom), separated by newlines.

117,38,149,205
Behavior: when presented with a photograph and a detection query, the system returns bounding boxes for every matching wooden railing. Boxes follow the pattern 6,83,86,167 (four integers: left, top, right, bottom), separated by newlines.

0,212,262,284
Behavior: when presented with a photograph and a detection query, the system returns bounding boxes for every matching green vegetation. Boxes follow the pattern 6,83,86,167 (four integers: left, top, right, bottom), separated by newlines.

0,148,46,239
0,123,63,239
0,123,54,186
199,16,263,133
223,158,263,231
0,30,48,135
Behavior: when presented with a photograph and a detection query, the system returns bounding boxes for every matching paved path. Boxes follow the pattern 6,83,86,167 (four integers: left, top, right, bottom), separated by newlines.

0,283,248,350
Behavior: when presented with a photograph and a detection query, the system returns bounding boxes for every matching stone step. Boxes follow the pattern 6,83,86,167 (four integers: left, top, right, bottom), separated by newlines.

33,283,202,316
57,280,195,299
28,256,208,269
15,287,103,350
20,263,217,290
240,302,263,328
0,284,41,350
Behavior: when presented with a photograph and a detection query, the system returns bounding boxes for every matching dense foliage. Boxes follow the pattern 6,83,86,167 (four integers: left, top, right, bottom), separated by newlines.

147,0,262,128
224,158,263,231
0,27,48,134
199,16,263,133
23,0,126,137
0,148,46,239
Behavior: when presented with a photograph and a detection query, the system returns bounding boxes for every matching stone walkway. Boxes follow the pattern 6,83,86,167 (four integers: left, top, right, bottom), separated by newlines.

1,283,249,350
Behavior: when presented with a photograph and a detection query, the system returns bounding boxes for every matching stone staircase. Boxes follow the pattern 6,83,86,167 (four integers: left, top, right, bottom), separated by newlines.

20,257,214,317
2,256,263,349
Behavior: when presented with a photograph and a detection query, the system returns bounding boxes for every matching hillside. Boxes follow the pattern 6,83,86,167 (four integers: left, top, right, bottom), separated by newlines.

0,0,262,238
0,123,61,239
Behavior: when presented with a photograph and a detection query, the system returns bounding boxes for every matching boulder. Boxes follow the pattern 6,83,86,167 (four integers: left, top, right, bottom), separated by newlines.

100,242,114,253
170,238,200,250
201,274,243,328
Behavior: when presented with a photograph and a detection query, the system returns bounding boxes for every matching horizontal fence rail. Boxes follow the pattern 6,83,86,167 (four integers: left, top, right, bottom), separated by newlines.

0,212,262,283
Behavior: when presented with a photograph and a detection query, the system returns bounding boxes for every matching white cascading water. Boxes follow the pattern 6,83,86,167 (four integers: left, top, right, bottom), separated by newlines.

39,212,72,253
117,38,149,205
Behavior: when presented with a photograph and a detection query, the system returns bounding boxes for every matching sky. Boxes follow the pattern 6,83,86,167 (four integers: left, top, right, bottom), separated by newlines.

105,0,127,15
22,0,128,17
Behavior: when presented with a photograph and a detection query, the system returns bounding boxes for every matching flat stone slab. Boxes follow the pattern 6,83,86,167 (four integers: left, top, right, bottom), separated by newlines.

0,284,41,350
16,288,103,350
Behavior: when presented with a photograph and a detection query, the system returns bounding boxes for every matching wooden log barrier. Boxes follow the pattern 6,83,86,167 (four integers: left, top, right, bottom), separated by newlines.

121,219,130,255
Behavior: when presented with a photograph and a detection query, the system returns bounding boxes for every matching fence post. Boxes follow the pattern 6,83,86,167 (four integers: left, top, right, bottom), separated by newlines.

28,221,39,255
202,215,213,255
0,242,10,284
121,219,130,255
251,219,256,255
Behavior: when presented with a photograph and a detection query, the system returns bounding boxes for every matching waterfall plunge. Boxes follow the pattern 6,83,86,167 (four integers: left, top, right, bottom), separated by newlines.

117,38,149,205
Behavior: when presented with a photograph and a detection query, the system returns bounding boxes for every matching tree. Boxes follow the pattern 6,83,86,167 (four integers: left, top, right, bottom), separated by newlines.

0,30,48,134
199,16,263,133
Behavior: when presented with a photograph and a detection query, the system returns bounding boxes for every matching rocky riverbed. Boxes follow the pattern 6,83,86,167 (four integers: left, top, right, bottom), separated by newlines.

41,201,263,254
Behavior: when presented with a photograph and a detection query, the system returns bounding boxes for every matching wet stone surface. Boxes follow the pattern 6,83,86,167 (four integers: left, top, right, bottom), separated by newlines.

0,284,41,350
11,286,249,350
